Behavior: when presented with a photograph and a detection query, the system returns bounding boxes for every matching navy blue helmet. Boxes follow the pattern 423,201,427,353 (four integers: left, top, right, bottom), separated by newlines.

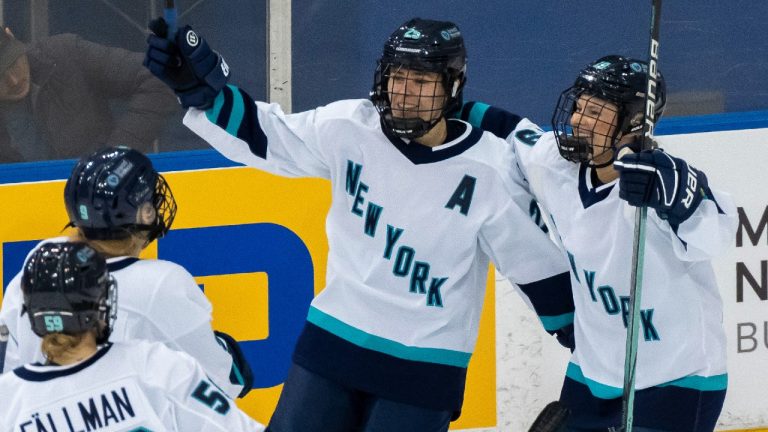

22,242,116,343
371,18,467,139
64,147,176,242
552,55,667,165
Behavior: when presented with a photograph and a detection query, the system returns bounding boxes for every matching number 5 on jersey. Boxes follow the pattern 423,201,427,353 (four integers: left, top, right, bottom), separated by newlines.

192,380,230,414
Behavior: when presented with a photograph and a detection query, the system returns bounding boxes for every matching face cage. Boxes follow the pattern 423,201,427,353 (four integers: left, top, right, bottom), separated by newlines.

552,87,623,167
145,174,177,242
376,64,451,139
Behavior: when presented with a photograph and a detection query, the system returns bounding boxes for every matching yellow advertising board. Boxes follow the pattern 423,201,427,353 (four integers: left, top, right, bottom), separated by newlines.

0,157,495,429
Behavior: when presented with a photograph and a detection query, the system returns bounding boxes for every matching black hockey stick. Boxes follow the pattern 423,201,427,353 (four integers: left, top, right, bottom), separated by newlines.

528,401,570,432
613,1,663,431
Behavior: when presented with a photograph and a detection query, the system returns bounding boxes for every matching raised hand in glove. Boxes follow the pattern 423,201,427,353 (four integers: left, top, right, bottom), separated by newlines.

144,18,230,109
614,147,709,227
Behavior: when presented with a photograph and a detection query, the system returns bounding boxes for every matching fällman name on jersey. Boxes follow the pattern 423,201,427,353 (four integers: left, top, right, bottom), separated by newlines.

17,385,142,432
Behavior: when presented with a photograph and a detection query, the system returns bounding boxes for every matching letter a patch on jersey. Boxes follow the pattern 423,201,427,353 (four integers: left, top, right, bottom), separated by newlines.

445,175,476,216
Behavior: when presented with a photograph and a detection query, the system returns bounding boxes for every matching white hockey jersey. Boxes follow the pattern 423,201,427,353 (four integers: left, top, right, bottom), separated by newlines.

0,340,264,431
0,237,242,398
183,85,573,411
465,104,736,398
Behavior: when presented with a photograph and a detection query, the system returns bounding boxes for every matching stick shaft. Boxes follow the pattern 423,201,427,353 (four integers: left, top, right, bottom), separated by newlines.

620,1,663,431
163,0,178,38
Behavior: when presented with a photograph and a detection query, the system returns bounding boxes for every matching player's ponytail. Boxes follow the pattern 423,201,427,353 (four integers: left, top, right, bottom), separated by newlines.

71,229,145,258
41,333,86,363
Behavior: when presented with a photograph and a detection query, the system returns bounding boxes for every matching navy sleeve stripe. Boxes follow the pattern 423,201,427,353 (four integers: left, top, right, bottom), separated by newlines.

456,102,522,139
480,106,522,138
540,312,575,331
456,101,476,122
203,85,268,160
235,87,269,159
215,85,235,129
517,271,575,317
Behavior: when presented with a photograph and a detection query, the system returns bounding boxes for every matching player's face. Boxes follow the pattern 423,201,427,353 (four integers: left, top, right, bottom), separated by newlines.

387,66,447,123
570,94,620,165
0,55,31,101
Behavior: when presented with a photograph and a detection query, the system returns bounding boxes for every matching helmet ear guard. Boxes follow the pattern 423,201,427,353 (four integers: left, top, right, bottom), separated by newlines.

451,77,462,98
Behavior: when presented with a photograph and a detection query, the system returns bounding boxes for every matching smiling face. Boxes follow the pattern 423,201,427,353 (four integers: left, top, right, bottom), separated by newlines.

0,54,31,101
386,66,447,124
569,93,620,166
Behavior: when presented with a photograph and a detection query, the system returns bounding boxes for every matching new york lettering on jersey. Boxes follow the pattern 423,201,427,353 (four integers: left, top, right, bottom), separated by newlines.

566,250,660,341
345,160,476,307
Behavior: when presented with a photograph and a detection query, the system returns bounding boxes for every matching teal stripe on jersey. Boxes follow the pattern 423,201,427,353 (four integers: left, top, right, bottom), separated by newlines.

205,88,227,124
567,362,729,399
658,373,728,391
307,306,471,367
540,312,574,331
566,362,622,399
226,86,246,136
468,102,491,128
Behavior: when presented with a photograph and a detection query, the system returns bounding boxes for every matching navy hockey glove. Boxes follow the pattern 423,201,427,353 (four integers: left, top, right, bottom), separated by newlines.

614,148,709,227
214,330,254,398
144,18,229,109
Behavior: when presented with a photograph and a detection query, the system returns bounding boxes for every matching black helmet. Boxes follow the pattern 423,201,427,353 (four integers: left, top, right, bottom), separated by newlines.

371,18,467,139
22,242,117,343
64,147,177,242
552,55,667,165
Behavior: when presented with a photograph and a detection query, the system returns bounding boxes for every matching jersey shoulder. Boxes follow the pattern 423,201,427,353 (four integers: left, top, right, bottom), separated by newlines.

511,119,569,171
310,98,377,123
110,258,211,317
118,339,202,393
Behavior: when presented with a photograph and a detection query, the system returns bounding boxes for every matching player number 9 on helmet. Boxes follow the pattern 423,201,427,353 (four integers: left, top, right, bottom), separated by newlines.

371,18,467,139
551,55,667,167
21,242,117,344
64,147,177,243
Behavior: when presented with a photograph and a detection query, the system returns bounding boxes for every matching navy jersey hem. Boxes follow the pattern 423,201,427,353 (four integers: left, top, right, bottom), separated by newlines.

292,322,467,412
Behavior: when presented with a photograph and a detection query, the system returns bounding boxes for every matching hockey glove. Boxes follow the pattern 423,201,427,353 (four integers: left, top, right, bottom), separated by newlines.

614,148,709,227
144,18,230,109
214,330,254,398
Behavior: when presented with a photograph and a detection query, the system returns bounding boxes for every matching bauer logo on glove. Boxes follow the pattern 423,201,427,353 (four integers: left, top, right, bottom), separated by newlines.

144,18,230,110
186,29,199,47
614,148,710,227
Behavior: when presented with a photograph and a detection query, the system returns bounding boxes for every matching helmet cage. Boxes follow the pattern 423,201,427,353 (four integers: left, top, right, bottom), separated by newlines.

552,87,623,166
373,62,463,139
371,18,466,139
551,55,666,166
138,173,177,243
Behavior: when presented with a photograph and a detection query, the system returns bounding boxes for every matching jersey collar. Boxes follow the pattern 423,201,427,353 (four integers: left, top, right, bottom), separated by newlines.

383,119,483,164
578,164,615,209
14,343,113,382
107,256,140,272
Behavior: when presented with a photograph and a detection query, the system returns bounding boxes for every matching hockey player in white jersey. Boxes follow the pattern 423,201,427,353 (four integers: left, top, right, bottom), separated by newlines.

0,146,253,399
145,17,575,431
0,241,264,431
458,56,737,431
